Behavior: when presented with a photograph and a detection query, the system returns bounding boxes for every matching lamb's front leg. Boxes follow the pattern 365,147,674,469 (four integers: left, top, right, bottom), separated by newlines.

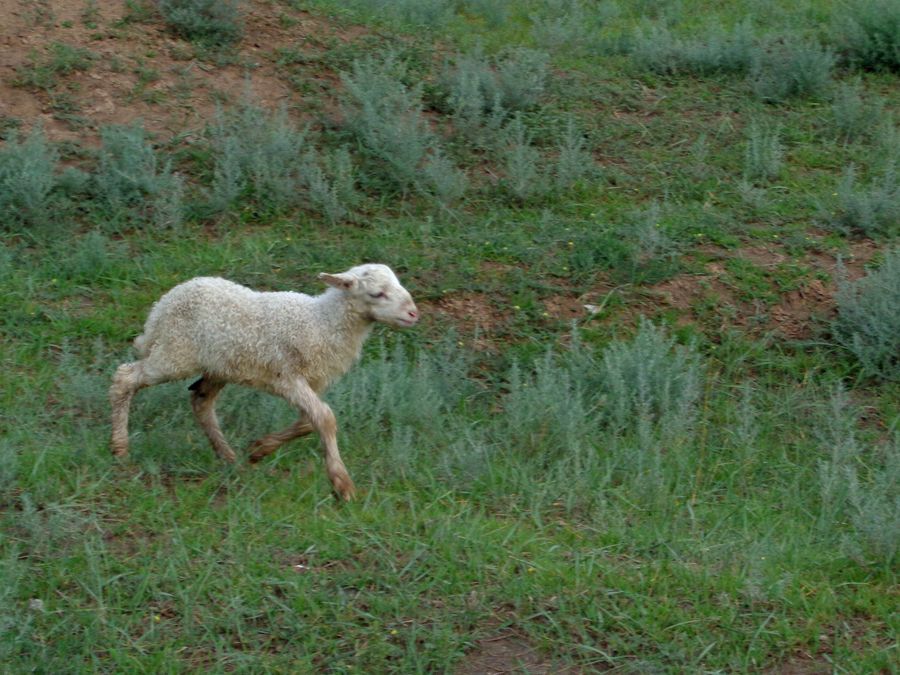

278,379,355,501
247,417,314,463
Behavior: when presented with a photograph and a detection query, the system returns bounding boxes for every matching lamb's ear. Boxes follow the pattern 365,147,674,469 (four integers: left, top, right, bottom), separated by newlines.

318,272,357,291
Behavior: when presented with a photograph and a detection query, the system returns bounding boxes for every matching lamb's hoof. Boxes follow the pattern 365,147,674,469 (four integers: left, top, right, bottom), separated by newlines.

332,475,356,502
247,446,269,464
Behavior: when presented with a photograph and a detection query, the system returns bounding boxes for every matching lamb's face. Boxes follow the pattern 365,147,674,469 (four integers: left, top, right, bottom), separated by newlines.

319,264,419,328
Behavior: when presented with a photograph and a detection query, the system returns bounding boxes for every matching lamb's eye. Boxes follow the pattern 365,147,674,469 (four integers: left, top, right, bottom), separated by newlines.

369,291,387,299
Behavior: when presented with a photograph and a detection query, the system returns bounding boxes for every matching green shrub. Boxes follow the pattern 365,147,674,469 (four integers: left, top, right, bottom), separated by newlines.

599,318,704,445
208,102,309,213
751,38,835,102
159,0,243,46
500,114,545,201
834,0,900,72
815,386,899,562
743,119,783,182
422,150,468,205
340,52,435,192
834,247,900,381
631,20,756,76
829,162,900,238
302,147,359,224
0,126,58,229
531,0,611,55
830,81,885,142
439,47,549,138
553,116,594,191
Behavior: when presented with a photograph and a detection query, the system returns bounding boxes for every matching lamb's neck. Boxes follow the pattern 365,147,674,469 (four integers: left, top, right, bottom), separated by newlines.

312,287,374,344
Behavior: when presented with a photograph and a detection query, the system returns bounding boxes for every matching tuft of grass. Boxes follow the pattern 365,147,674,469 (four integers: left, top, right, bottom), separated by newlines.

751,38,835,102
159,0,243,47
14,43,95,91
834,247,900,381
833,0,900,72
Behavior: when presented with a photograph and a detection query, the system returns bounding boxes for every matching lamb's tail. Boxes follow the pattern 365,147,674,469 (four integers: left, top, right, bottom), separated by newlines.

133,333,150,358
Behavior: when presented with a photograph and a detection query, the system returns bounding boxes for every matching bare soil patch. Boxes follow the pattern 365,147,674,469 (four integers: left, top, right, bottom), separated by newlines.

0,0,357,144
456,632,584,675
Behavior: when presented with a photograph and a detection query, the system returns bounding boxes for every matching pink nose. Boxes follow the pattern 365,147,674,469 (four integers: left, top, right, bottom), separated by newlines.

407,309,418,320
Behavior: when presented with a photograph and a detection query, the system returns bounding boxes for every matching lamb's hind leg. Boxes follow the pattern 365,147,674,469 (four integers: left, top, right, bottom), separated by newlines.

110,361,149,457
189,376,237,462
247,416,314,463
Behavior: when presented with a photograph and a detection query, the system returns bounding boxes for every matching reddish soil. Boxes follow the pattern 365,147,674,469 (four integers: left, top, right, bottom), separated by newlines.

0,0,355,144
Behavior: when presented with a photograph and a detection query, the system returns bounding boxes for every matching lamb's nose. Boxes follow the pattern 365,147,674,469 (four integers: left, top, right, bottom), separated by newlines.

407,308,419,320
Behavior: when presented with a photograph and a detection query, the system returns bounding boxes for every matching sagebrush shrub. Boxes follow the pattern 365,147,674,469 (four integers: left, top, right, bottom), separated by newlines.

834,247,900,381
815,386,899,562
440,47,549,143
829,162,900,238
500,114,544,201
94,123,177,218
302,147,358,225
743,119,782,181
834,0,900,72
0,125,57,229
530,0,603,55
208,103,309,212
422,150,468,204
340,52,435,192
159,0,243,46
554,117,594,191
631,20,756,76
751,39,835,102
600,318,704,445
830,81,884,142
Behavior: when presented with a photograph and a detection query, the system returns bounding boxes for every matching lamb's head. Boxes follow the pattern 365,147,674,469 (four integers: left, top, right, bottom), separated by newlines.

319,264,419,328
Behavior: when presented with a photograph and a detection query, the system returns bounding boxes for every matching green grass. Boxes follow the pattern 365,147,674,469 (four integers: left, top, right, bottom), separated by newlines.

2,0,898,671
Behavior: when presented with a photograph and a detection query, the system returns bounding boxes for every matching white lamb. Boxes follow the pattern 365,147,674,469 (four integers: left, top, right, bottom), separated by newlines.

109,263,419,500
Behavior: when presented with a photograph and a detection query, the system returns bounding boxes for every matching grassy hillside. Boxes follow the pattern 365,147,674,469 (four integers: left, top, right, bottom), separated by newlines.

1,0,897,671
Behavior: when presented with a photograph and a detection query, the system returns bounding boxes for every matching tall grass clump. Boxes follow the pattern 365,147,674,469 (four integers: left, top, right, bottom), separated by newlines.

830,81,885,142
833,0,900,72
828,162,900,238
340,52,436,192
0,126,57,230
159,0,243,47
751,39,835,102
833,247,900,381
743,119,783,181
631,20,756,76
599,318,704,445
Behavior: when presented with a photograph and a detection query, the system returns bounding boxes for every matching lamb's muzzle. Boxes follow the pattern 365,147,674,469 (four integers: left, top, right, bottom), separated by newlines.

109,263,418,501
